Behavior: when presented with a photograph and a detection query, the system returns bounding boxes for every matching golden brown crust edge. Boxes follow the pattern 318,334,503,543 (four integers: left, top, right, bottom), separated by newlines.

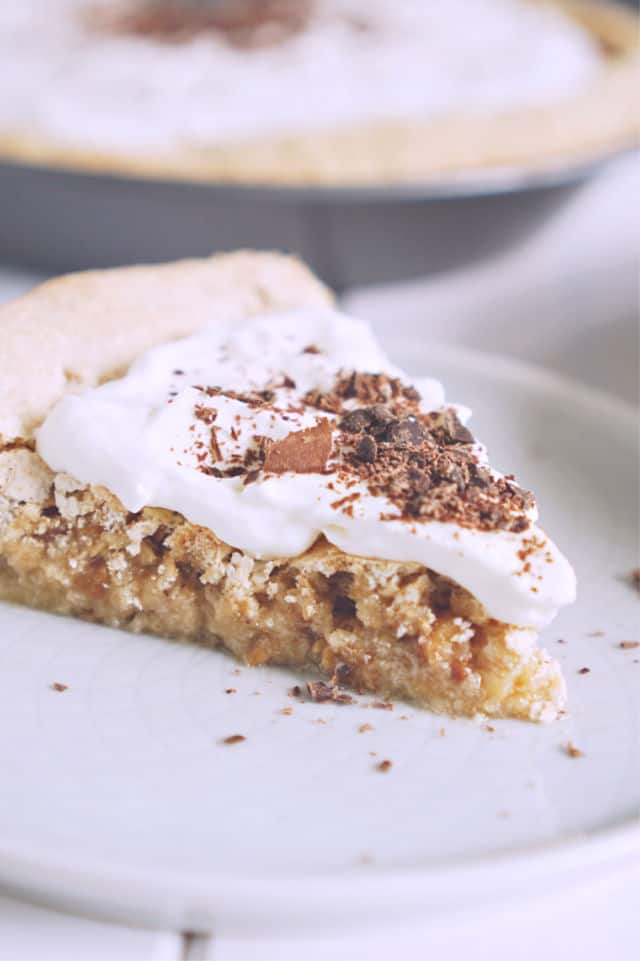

0,251,332,443
0,0,637,187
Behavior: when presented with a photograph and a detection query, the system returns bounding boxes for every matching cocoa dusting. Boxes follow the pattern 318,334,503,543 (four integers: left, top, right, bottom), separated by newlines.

91,0,316,48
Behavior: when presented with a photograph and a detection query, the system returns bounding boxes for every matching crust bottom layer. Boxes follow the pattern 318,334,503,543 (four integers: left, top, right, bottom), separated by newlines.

0,447,566,721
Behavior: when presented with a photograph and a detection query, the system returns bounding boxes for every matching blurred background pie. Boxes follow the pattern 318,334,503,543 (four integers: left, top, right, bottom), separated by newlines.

0,0,637,185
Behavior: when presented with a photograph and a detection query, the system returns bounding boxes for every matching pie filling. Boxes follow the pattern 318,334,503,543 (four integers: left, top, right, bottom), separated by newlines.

0,306,575,721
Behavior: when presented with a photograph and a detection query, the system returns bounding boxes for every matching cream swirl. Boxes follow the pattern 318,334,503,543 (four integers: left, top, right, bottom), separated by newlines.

35,307,576,628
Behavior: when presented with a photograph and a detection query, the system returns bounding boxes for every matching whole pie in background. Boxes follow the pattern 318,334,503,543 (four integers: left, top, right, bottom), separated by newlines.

0,0,637,185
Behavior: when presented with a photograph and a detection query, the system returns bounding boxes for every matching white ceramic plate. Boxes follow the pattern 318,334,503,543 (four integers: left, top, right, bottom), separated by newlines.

0,344,638,934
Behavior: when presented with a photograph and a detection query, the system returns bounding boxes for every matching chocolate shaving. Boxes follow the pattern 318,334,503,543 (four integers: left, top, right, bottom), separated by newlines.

376,759,393,772
385,416,425,447
328,381,534,533
340,409,375,434
196,385,275,408
423,409,475,445
306,679,355,705
355,435,377,464
49,682,68,693
222,734,246,745
263,419,332,474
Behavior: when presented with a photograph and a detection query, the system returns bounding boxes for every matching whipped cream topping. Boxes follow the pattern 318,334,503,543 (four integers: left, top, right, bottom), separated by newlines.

36,307,576,629
0,0,600,152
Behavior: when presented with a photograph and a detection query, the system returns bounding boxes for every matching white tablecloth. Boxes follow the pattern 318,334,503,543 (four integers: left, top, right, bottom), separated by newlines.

0,155,638,961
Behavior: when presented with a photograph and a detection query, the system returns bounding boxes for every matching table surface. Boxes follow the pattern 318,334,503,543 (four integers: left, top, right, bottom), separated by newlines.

0,155,638,961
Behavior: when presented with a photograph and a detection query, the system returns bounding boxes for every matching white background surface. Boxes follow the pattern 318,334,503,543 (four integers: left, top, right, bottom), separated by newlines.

0,155,638,960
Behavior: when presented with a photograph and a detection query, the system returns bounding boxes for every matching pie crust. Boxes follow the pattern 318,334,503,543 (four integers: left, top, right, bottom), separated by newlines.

0,0,636,187
0,252,567,721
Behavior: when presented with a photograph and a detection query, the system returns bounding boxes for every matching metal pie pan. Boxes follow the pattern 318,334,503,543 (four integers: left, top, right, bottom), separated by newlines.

0,149,628,289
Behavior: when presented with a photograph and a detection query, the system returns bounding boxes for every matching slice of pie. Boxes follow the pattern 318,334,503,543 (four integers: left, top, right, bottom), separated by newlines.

0,252,576,721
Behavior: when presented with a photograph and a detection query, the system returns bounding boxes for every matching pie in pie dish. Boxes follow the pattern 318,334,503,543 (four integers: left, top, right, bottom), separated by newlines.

0,0,637,185
0,252,576,720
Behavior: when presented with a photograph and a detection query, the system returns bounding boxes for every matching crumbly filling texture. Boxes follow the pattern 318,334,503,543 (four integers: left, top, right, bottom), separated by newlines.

0,444,565,721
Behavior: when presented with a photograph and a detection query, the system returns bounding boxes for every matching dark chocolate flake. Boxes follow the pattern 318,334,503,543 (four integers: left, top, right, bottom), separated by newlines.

369,405,396,434
403,385,422,402
385,416,425,447
356,435,378,464
340,408,374,434
442,410,475,444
